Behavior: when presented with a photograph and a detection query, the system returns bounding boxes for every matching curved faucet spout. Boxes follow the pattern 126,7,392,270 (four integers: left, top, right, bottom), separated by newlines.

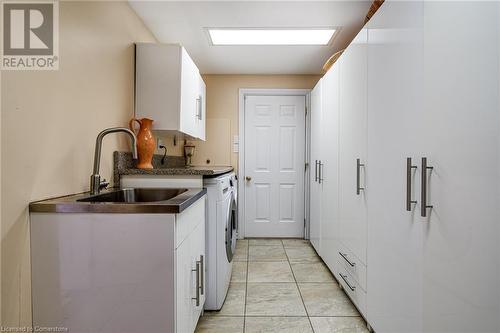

90,127,137,195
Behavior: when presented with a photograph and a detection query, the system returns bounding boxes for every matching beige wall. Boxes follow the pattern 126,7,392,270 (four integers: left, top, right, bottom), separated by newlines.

1,2,156,326
1,5,320,326
191,75,321,169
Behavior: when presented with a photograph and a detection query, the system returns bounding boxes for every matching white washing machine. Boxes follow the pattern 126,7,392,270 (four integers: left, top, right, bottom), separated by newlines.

204,172,237,310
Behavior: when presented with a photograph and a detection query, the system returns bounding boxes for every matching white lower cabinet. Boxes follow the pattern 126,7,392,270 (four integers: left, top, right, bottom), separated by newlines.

335,260,367,316
30,196,206,333
337,242,366,292
175,197,206,333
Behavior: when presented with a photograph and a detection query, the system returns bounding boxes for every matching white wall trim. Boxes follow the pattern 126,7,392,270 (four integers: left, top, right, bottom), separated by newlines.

237,88,311,239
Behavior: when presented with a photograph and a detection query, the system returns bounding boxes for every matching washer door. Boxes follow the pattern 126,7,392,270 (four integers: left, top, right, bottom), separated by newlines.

230,193,237,253
225,193,236,262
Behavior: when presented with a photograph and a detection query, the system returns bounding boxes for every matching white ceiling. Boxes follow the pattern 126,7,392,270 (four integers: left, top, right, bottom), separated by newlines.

129,1,372,74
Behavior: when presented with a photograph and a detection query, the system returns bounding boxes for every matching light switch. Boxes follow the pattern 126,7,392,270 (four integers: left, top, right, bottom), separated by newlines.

233,143,239,153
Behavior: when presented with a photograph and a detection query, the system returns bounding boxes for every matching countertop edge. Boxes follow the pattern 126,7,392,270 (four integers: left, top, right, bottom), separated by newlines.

29,188,207,214
117,167,234,177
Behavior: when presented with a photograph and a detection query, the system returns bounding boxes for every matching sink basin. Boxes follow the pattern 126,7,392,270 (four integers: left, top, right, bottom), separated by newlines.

78,188,188,203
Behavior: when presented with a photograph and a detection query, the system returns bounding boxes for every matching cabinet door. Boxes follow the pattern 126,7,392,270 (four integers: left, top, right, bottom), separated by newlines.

309,80,322,253
422,2,500,331
338,29,368,265
175,237,193,333
365,1,424,331
190,221,206,329
180,48,200,138
319,64,340,271
196,73,206,141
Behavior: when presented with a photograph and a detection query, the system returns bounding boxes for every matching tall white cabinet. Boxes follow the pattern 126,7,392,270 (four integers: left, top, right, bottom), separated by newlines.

309,81,323,251
310,27,369,317
337,29,368,270
309,65,340,268
318,64,340,274
420,2,500,332
310,1,500,331
365,2,425,331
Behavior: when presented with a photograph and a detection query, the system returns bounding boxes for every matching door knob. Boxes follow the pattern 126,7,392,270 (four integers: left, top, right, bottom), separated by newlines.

245,176,252,181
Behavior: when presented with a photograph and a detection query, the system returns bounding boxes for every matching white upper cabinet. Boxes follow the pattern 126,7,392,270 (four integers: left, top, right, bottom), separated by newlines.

338,28,368,267
135,44,206,140
197,72,206,141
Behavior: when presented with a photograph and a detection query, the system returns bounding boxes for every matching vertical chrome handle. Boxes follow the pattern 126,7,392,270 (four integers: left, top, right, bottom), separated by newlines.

339,273,356,291
314,160,318,182
200,255,204,295
356,158,364,195
421,157,433,217
192,260,201,306
198,96,203,120
318,161,323,184
195,97,199,119
406,158,417,211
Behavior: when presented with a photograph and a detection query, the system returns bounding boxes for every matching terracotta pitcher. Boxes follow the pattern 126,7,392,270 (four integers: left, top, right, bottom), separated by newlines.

129,118,156,169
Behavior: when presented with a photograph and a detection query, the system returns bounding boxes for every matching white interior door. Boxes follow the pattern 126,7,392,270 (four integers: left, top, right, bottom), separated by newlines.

244,95,306,238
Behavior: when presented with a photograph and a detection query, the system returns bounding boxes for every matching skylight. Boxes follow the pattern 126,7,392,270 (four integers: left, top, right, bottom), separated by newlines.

207,29,336,46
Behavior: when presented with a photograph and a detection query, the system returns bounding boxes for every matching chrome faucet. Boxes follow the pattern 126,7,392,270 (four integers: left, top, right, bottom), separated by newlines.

90,127,138,195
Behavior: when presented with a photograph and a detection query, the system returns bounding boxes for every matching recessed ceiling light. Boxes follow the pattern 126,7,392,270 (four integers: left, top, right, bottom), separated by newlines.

207,28,336,46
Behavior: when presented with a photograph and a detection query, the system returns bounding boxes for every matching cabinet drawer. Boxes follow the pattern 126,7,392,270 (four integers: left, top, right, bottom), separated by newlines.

337,242,366,291
175,196,206,248
336,261,367,317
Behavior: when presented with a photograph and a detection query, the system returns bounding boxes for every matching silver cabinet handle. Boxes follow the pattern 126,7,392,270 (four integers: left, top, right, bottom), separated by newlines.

195,97,199,119
356,158,364,195
198,96,203,120
192,260,201,306
196,96,202,120
200,255,204,295
318,161,323,184
314,160,318,182
339,273,356,291
421,157,433,217
339,252,356,267
406,158,417,211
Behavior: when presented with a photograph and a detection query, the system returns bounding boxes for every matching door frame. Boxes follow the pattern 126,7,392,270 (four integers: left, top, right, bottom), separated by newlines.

238,88,311,239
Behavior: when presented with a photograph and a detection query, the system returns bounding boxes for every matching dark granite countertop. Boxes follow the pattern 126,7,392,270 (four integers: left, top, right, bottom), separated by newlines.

114,152,233,184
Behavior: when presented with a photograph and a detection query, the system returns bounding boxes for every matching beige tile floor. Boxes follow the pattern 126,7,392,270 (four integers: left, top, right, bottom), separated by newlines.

195,239,369,333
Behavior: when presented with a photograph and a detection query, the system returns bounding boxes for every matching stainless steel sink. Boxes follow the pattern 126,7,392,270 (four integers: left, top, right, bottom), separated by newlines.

77,188,188,203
